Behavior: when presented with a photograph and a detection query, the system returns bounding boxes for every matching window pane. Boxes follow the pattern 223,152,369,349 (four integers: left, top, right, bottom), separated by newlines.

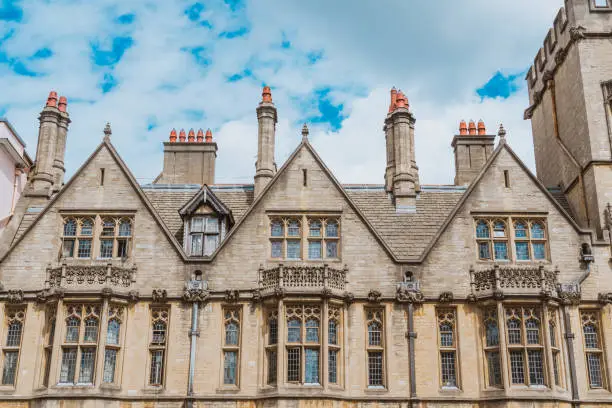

100,239,113,258
271,241,282,258
493,221,506,238
533,243,546,260
525,319,540,344
287,348,301,382
271,221,284,237
66,317,80,343
509,351,525,384
78,348,96,384
223,351,237,385
493,242,508,260
305,318,319,343
305,349,320,384
584,325,599,348
326,221,339,238
64,219,77,236
1,351,18,385
117,239,129,258
6,322,21,347
553,351,561,386
80,219,93,236
507,320,522,344
150,350,164,385
368,351,384,387
531,223,545,239
103,349,117,383
515,242,529,260
486,351,502,387
63,239,75,258
101,219,115,236
43,349,52,387
595,0,608,7
328,320,338,345
587,353,604,387
439,323,453,347
118,220,131,236
225,322,239,346
204,234,219,256
514,222,528,238
440,351,457,387
59,348,77,384
478,242,491,260
308,241,322,259
287,240,301,259
328,349,338,383
107,319,120,345
269,319,278,345
205,217,219,233
486,321,499,347
267,350,277,384
368,322,382,346
84,318,99,342
549,323,557,348
528,350,545,385
287,220,300,237
287,319,301,343
152,321,166,344
77,239,92,258
476,221,489,238
309,221,322,237
191,234,203,256
191,217,204,232
326,241,338,258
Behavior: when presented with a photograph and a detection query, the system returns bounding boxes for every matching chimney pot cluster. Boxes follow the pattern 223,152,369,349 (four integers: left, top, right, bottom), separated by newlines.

460,119,486,135
169,128,214,143
388,88,409,112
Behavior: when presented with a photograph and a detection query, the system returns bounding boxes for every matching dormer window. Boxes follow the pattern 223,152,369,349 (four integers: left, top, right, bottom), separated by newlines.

189,216,220,256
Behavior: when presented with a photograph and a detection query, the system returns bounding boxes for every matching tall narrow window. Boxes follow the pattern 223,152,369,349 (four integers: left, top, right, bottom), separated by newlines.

149,308,168,386
100,218,116,258
366,308,385,388
483,308,502,387
42,307,56,387
60,304,101,384
266,311,278,385
505,307,546,386
103,305,123,384
77,218,94,258
2,308,25,385
223,308,241,386
581,310,606,388
285,305,321,384
62,218,77,258
437,309,459,388
549,309,562,387
328,306,341,385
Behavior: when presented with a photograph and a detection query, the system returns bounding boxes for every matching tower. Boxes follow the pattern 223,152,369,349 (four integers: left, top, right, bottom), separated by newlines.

254,86,277,197
525,0,612,236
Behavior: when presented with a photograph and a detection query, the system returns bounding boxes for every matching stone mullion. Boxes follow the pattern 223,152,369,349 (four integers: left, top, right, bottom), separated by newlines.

94,298,109,386
322,299,329,390
496,301,511,390
542,303,555,388
48,298,64,386
343,302,349,389
277,300,285,390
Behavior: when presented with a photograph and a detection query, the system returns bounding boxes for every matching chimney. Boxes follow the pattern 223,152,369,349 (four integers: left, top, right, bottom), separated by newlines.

30,91,62,196
255,85,277,197
52,95,71,192
388,90,419,213
155,127,218,185
452,119,496,186
383,88,396,192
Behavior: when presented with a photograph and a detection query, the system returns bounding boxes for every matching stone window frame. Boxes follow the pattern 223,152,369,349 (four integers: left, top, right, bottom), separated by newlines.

365,307,386,389
59,304,101,385
148,307,169,387
580,309,608,389
265,310,278,386
474,217,549,263
482,307,503,389
42,306,56,388
61,215,134,260
102,305,124,385
269,215,341,261
285,304,322,385
220,306,242,388
437,308,460,390
0,306,26,387
327,305,342,386
591,0,612,11
187,215,220,257
548,308,564,388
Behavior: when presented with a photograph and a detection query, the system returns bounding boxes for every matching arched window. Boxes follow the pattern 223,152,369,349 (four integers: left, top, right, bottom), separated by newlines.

514,221,528,238
225,321,239,346
326,220,339,238
64,219,77,236
83,317,99,342
118,219,132,236
368,321,382,347
5,321,22,347
366,309,385,387
269,318,278,345
107,319,121,345
507,319,521,344
514,221,530,260
270,220,284,237
476,220,489,238
485,320,499,347
80,218,94,235
482,309,501,387
305,318,319,342
525,318,540,344
287,319,301,343
65,316,80,342
582,311,605,388
439,322,454,347
152,321,167,344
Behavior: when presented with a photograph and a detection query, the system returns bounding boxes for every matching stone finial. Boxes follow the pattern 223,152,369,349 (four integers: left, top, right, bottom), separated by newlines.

468,120,476,135
301,123,309,141
477,119,486,135
103,122,112,139
169,129,177,142
389,87,397,112
58,96,68,112
459,120,467,135
46,91,58,107
205,128,213,143
188,128,195,142
498,123,506,139
179,129,186,142
196,129,204,142
262,86,272,103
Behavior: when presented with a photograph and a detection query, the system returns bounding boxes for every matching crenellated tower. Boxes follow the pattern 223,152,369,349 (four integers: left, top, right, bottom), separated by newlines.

525,0,612,237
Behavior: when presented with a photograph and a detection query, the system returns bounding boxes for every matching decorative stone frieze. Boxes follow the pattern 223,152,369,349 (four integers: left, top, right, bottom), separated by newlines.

558,283,581,305
258,263,348,297
469,264,558,300
46,264,136,288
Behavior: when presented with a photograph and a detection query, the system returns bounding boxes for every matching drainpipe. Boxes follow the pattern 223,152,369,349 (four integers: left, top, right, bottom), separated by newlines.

407,303,417,398
562,305,579,406
187,300,199,400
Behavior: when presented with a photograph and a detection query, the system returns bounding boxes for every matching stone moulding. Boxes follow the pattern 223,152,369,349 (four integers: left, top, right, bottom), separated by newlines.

469,264,559,300
258,263,348,298
46,263,137,288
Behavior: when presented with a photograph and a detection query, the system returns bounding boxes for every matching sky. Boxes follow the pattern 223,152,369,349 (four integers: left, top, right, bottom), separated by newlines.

0,0,563,186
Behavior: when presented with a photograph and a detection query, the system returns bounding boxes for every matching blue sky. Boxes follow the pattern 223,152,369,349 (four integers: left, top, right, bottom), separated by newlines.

0,0,562,184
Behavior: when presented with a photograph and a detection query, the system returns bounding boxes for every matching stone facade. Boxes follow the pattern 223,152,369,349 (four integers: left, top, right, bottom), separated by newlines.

2,1,612,407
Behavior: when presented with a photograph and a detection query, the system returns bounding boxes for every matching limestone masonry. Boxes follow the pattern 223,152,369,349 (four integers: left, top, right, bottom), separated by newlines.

3,1,612,407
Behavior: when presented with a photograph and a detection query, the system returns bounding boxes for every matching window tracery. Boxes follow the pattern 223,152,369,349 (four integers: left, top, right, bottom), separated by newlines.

269,216,340,260
581,310,606,388
437,309,458,388
285,305,321,384
475,218,548,262
103,305,123,384
60,304,101,385
366,308,385,388
483,308,502,387
223,308,241,386
1,307,25,385
149,308,169,386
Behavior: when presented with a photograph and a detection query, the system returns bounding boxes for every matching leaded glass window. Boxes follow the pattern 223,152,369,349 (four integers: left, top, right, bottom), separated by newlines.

366,309,385,388
222,308,241,386
505,307,546,386
582,311,606,388
438,309,458,388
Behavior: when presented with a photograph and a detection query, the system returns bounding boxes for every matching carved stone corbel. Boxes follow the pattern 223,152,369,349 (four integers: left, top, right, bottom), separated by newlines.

466,293,477,303
558,289,581,305
320,288,333,299
396,286,424,304
224,289,239,303
7,289,23,304
598,292,612,305
555,48,568,65
343,291,355,305
569,25,586,42
35,290,49,304
151,289,167,303
367,289,382,303
128,290,140,302
273,287,285,299
101,287,113,298
493,290,505,300
438,292,453,303
182,288,209,303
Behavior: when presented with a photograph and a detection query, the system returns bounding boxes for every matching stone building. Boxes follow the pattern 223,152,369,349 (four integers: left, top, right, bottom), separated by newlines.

2,1,612,407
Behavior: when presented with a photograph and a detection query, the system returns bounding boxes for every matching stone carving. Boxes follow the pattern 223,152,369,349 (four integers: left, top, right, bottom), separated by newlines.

7,289,23,304
225,289,239,303
605,203,612,230
259,264,347,292
493,290,505,300
396,285,424,304
36,290,48,303
569,25,586,42
251,289,262,303
101,287,113,298
183,287,209,303
152,289,167,303
542,70,554,83
555,48,568,65
273,287,285,299
367,289,382,303
128,290,140,302
598,292,612,305
343,291,355,305
466,293,477,303
320,288,333,298
558,289,581,305
48,265,136,288
438,292,453,303
471,264,558,297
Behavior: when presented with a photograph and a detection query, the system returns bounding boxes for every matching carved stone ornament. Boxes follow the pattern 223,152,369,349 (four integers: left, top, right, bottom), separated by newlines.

128,290,140,302
225,289,240,303
598,292,612,305
7,289,24,304
251,289,262,304
273,287,285,299
396,286,424,304
569,25,586,42
183,288,209,303
558,289,581,305
542,70,554,83
555,48,568,65
320,288,333,298
438,292,454,303
35,290,49,304
466,293,477,303
367,289,382,303
493,290,505,300
101,287,113,298
151,289,167,303
343,291,355,305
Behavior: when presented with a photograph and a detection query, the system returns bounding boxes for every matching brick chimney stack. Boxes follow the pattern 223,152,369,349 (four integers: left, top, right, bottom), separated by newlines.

255,85,277,197
155,127,217,186
52,95,71,192
452,119,496,186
